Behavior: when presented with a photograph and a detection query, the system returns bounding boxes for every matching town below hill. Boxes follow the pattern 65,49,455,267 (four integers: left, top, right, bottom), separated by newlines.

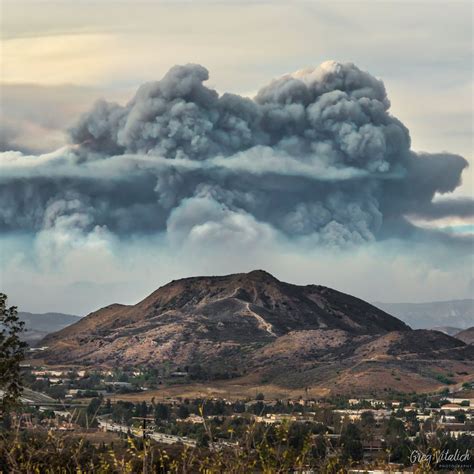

9,362,474,472
6,271,474,472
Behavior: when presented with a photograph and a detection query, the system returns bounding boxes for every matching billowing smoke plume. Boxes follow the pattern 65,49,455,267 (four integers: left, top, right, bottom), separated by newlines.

1,61,472,250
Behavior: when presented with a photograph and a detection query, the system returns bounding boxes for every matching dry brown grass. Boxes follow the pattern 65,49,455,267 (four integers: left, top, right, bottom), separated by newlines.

104,379,330,403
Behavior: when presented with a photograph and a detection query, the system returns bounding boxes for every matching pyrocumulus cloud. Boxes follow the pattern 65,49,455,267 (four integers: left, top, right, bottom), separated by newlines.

1,61,472,254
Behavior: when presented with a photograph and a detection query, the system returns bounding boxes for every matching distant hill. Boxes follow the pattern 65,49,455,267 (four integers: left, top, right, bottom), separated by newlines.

431,326,462,336
39,270,473,395
455,327,474,344
373,300,473,330
19,311,81,344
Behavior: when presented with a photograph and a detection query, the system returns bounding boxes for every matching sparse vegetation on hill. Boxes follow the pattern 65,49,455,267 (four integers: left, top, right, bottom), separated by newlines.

38,271,473,395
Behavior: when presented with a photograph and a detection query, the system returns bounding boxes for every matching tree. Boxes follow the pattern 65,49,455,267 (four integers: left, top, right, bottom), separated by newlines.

384,416,410,464
0,293,27,410
47,385,67,400
178,404,190,419
454,411,466,423
87,397,102,416
134,401,148,418
197,431,210,448
154,403,170,422
359,411,375,447
312,434,327,459
340,423,363,462
111,401,134,425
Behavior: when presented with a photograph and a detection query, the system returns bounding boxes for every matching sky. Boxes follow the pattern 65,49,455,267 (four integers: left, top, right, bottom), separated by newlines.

0,0,473,315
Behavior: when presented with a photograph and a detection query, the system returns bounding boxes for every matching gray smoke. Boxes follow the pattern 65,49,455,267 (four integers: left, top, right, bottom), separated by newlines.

0,61,472,248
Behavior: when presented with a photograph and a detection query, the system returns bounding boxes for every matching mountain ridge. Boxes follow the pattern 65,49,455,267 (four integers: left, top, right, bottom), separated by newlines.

43,269,409,346
18,311,81,343
373,299,473,329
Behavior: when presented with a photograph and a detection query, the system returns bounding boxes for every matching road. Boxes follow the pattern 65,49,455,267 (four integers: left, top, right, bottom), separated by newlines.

97,417,197,447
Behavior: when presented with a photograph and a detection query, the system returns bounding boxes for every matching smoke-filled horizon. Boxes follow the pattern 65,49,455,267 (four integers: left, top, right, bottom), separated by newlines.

1,61,473,314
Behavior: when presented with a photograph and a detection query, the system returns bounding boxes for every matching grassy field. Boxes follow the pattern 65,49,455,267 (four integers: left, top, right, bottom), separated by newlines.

107,378,331,403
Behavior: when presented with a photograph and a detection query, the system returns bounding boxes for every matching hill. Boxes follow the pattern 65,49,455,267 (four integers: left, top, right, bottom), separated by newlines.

19,311,81,344
40,271,473,395
373,300,473,330
431,326,462,336
455,327,474,344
